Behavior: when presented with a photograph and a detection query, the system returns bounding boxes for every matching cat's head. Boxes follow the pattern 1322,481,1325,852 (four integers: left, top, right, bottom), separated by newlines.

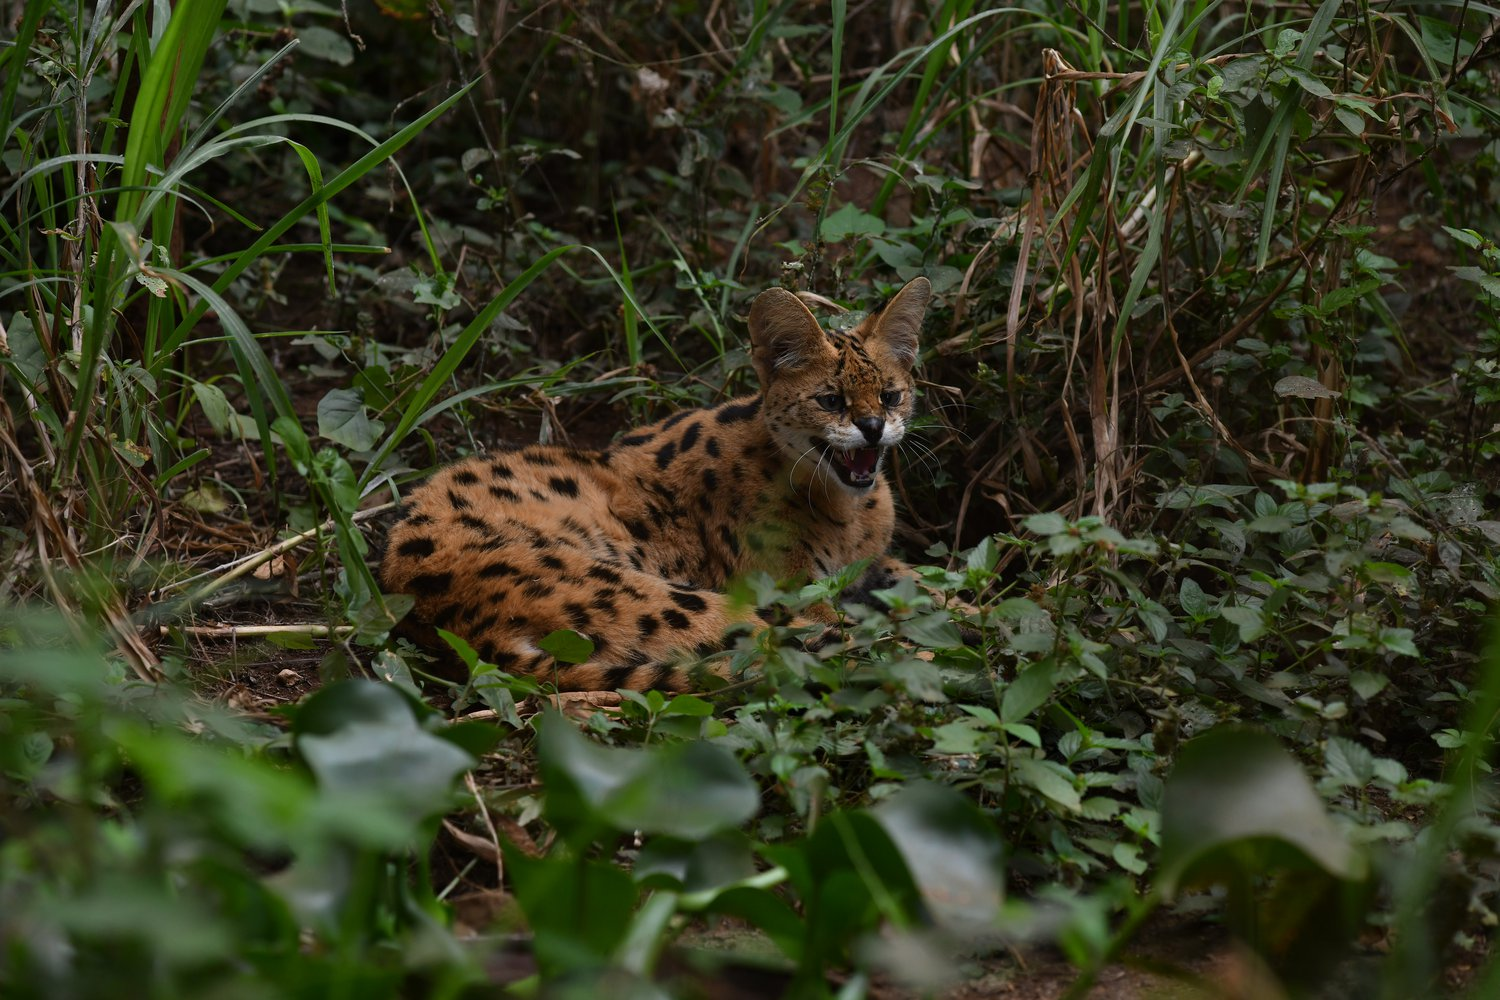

749,277,930,493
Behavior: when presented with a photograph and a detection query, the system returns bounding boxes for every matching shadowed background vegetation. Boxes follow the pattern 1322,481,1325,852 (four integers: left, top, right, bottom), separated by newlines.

2,0,1499,996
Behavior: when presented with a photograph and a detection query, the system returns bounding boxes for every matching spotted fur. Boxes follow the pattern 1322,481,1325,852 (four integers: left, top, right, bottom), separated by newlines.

380,278,932,690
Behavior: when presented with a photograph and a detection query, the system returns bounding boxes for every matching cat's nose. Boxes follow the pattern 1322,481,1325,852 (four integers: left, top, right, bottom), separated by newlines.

853,416,884,444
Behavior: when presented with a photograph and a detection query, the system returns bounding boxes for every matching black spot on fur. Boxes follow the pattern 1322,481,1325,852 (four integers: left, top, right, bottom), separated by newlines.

489,485,521,502
646,664,679,691
564,602,591,629
453,468,480,486
459,513,493,533
702,468,718,492
616,432,654,447
489,461,514,479
715,397,762,424
540,554,566,571
655,441,677,469
586,564,623,585
623,518,652,541
404,513,434,527
679,422,700,454
397,536,435,558
670,588,708,613
705,436,721,458
663,609,691,630
446,489,471,511
602,666,635,690
522,580,554,599
662,410,693,430
549,475,580,498
638,613,660,637
408,572,453,597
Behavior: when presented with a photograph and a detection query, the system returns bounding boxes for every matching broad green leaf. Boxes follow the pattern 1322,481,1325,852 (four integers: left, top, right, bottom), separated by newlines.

294,681,475,820
1002,661,1056,723
539,714,758,841
1158,728,1365,897
1350,670,1390,701
635,831,758,894
1272,374,1344,398
820,202,884,241
1178,577,1209,618
190,381,234,436
538,628,595,665
1023,511,1068,536
873,782,1005,930
1220,605,1267,643
929,720,989,755
505,847,638,976
316,387,384,451
1010,756,1082,812
1325,736,1376,788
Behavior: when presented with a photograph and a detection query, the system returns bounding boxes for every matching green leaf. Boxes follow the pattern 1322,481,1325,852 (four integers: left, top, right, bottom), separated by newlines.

1157,728,1365,898
1273,375,1341,399
873,783,1005,930
1002,661,1056,723
1349,670,1390,701
1010,756,1082,812
1246,513,1296,532
1282,64,1333,98
1001,722,1042,748
293,680,475,820
296,25,355,66
538,715,758,842
820,202,885,242
504,847,638,977
1178,577,1209,618
929,720,989,755
316,388,384,451
1378,627,1420,658
663,694,714,717
1113,842,1148,875
1324,736,1376,788
1220,605,1267,643
191,381,235,436
636,831,758,894
538,628,595,665
1023,511,1069,536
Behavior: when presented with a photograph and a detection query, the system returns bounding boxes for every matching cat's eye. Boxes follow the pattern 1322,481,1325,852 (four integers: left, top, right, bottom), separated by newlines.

815,392,845,412
880,389,903,408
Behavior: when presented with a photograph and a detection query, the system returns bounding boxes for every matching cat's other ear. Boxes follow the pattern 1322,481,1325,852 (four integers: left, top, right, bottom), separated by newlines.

862,277,930,369
749,287,835,384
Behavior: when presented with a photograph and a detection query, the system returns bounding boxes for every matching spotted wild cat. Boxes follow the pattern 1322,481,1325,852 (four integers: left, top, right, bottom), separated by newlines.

380,277,933,690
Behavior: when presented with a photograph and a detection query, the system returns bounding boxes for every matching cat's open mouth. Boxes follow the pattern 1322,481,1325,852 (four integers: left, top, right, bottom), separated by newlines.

817,441,884,489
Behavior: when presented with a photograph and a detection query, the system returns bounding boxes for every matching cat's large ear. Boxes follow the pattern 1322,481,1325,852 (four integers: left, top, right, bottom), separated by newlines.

862,277,930,370
749,287,835,384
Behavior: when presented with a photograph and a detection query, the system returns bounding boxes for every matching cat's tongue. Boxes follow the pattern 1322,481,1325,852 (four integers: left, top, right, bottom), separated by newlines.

847,448,880,477
829,445,882,485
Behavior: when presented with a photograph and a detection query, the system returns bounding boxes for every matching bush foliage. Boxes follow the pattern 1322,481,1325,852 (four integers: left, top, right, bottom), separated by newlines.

2,0,1499,996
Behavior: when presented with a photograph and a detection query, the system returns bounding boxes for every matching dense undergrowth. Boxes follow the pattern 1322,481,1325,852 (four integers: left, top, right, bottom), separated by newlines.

3,0,1500,996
